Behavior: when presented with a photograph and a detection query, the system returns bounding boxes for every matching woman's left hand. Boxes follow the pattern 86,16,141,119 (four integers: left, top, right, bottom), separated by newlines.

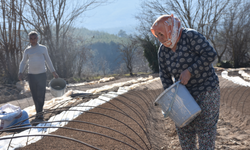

179,69,191,85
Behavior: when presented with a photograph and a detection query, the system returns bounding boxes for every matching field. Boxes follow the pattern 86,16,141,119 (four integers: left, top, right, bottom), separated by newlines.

0,71,250,150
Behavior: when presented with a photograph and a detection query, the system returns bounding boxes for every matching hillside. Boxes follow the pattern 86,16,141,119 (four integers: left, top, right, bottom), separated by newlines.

73,27,130,74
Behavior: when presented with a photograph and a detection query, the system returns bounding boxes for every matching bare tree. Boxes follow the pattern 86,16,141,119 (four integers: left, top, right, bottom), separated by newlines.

136,0,230,65
75,46,92,78
209,31,228,64
14,0,109,78
59,31,92,78
118,36,140,76
97,56,109,76
220,0,250,67
81,58,99,78
133,46,151,73
138,0,229,38
0,0,26,83
115,63,127,75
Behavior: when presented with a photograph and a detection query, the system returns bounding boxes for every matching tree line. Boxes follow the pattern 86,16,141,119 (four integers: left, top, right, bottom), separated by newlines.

0,0,111,84
2,0,249,84
0,0,151,84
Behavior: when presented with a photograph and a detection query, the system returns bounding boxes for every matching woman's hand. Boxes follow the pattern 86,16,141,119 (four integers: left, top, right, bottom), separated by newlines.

179,69,191,85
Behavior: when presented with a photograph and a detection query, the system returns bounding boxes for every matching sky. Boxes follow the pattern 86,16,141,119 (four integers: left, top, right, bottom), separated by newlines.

77,0,142,35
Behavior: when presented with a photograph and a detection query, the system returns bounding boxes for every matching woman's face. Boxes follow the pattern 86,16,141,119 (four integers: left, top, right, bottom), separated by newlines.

155,31,172,47
155,31,168,44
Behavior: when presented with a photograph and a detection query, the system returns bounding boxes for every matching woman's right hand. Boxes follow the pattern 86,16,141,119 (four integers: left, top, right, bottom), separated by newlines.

179,69,191,85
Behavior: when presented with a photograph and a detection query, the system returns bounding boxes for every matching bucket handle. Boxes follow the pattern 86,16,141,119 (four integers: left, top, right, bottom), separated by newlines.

163,81,180,118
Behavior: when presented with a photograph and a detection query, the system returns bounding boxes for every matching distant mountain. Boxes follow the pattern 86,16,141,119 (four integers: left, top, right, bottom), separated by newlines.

73,27,127,73
74,27,127,43
90,26,137,35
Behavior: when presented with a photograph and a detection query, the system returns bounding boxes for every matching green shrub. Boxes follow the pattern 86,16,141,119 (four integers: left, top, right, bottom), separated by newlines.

217,60,232,68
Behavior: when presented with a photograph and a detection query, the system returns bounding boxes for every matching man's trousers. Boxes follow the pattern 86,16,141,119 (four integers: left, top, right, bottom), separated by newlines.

28,73,47,119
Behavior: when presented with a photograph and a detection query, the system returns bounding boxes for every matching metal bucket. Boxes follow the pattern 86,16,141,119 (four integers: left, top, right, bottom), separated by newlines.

155,81,201,128
49,78,67,97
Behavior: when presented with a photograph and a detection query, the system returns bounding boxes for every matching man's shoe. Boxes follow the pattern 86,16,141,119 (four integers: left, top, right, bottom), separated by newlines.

31,118,44,125
36,118,44,122
35,115,44,120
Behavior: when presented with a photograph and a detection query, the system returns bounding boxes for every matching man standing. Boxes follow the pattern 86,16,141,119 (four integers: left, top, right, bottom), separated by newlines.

18,31,59,122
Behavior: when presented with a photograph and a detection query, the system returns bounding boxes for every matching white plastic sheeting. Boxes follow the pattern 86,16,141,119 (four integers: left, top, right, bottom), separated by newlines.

221,71,250,87
45,77,115,90
24,91,75,118
26,76,155,118
0,76,158,150
238,70,250,80
67,77,115,87
85,76,154,94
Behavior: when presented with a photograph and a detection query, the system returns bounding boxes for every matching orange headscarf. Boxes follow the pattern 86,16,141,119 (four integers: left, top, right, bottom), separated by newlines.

151,14,182,49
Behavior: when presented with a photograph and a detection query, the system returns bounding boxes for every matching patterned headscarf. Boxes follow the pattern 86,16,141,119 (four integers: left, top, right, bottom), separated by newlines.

151,14,182,49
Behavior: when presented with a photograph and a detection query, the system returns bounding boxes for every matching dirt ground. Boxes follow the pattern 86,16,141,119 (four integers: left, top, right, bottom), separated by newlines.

1,72,250,150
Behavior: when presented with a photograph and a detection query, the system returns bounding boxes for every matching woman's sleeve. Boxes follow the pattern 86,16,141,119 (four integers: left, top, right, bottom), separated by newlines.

158,46,173,90
43,47,56,73
187,31,217,75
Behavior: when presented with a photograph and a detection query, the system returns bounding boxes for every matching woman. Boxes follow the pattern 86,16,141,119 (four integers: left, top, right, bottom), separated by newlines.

151,14,220,150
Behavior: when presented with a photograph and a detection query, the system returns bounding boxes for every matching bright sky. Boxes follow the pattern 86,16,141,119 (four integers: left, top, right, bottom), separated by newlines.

77,0,142,34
